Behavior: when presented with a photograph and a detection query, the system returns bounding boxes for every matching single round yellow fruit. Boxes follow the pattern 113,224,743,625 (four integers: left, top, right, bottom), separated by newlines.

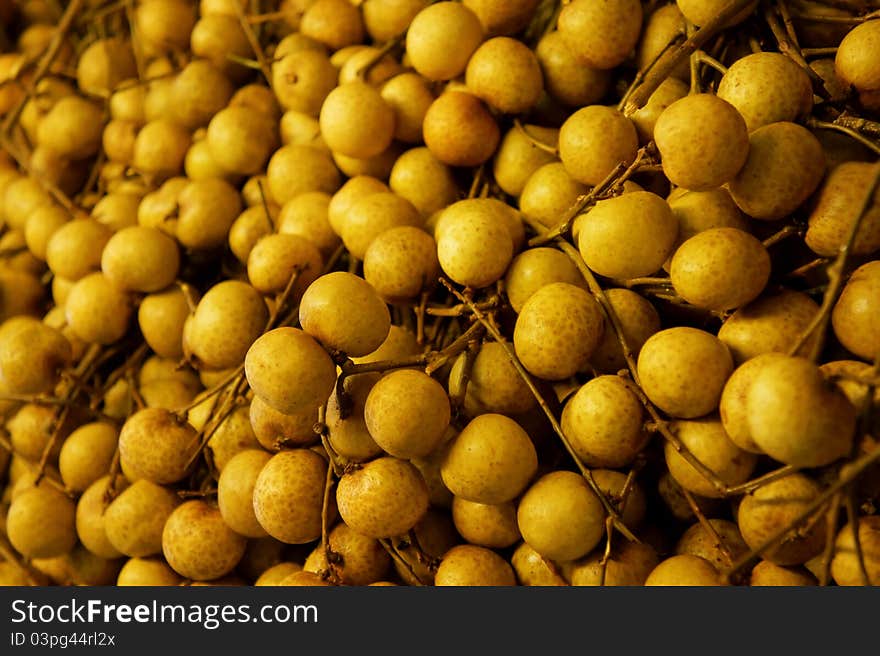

247,233,323,298
718,353,786,454
557,0,643,70
832,261,880,361
559,105,638,186
253,449,328,544
65,272,132,344
644,554,724,586
590,288,661,374
831,516,880,586
118,408,199,485
422,91,500,167
465,37,543,114
835,20,880,92
58,422,118,493
517,470,605,562
162,500,247,581
104,479,180,558
405,2,484,81
101,226,180,293
434,545,516,586
805,162,880,257
7,486,77,558
535,31,611,108
218,449,273,538
319,81,395,159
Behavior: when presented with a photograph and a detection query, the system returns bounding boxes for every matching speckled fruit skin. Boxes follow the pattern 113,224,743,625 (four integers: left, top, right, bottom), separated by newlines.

513,282,604,381
7,486,77,559
104,479,180,557
252,449,329,544
805,162,880,257
162,500,247,581
336,457,429,539
558,105,638,186
831,516,880,586
719,353,786,454
831,261,880,360
118,407,199,485
557,0,643,70
645,555,724,586
434,545,517,586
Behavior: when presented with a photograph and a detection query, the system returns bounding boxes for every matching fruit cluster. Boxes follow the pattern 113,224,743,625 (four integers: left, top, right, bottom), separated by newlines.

0,0,878,587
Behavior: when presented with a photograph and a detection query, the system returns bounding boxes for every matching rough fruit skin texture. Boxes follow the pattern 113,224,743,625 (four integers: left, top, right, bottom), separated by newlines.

335,457,430,539
441,413,538,504
422,91,500,167
654,94,750,191
557,0,643,70
832,261,880,360
435,203,514,289
669,227,771,312
7,486,77,559
805,162,880,257
434,545,517,586
558,105,638,186
118,407,199,485
577,191,679,280
465,37,544,114
637,327,734,419
517,470,605,562
726,121,826,221
104,479,180,558
244,327,337,415
252,449,328,544
745,356,855,468
834,20,880,92
217,449,273,539
162,500,247,581
513,282,604,381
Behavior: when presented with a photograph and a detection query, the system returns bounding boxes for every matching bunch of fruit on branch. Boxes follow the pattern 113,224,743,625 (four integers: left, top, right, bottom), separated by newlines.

0,0,879,588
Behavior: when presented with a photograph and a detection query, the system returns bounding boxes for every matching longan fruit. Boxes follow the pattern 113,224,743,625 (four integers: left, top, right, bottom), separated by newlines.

186,280,268,370
163,500,248,581
339,191,422,260
665,417,758,498
577,191,678,280
364,369,450,459
230,84,282,122
76,37,137,97
0,228,43,276
566,540,659,586
338,47,404,87
448,341,536,416
422,91,500,167
462,0,538,36
45,218,112,281
249,395,318,451
104,479,180,558
266,144,341,205
835,20,880,93
58,422,118,493
169,60,234,130
718,353,786,454
518,161,587,230
435,545,516,586
406,2,483,81
670,228,770,312
206,106,277,176
319,81,395,159
675,519,749,572
299,272,390,357
746,356,855,468
465,37,543,114
245,327,337,414
132,119,192,182
504,247,584,314
561,376,648,469
435,199,514,289
806,162,880,257
110,80,146,124
536,30,611,109
36,95,103,160
717,52,813,132
280,110,326,149
136,0,197,55
138,286,191,360
737,474,827,566
636,4,688,81
0,269,44,322
513,282,604,381
230,205,276,263
305,523,390,586
511,542,568,586
0,318,70,395
118,407,199,485
749,560,816,586
557,0,642,70
65,272,132,344
218,449,273,539
831,516,880,586
645,554,724,586
492,124,558,198
75,476,127,559
7,402,69,463
630,78,690,144
7,486,77,558
590,288,661,374
116,557,183,586
452,497,520,549
32,544,122,587
332,142,403,180
389,147,459,217
717,290,820,364
591,469,647,529
247,233,323,298
559,105,638,186
517,470,605,562
101,226,180,293
654,94,749,191
91,191,141,232
326,372,384,462
255,562,303,586
441,413,537,504
204,405,262,471
177,177,243,251
362,0,428,41
300,0,365,50
728,121,826,221
832,261,880,360
379,72,435,144
362,226,439,303
637,327,733,419
190,15,251,81
3,175,52,232
24,204,69,262
184,138,240,182
272,49,337,116
666,187,748,260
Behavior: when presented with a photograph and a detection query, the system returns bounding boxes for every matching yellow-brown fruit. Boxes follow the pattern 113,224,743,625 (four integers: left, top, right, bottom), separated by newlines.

303,523,390,585
249,396,318,451
65,272,132,344
805,162,880,257
247,233,323,298
116,557,183,586
465,37,543,114
559,105,638,186
389,147,459,217
136,0,197,55
101,226,180,293
266,144,340,205
406,2,484,81
463,0,538,36
76,38,137,98
7,486,77,558
675,519,749,571
832,261,880,360
434,545,516,586
45,218,112,281
363,0,429,41
835,20,880,92
447,341,536,417
118,407,199,485
206,106,277,176
452,497,521,549
169,60,234,129
190,15,251,81
0,318,70,395
492,124,558,198
422,91,500,167
557,0,643,70
104,479,180,558
319,81,395,160
831,516,880,586
138,286,191,360
336,456,429,539
590,288,661,374
253,449,328,544
379,72,435,144
300,0,365,50
272,49,337,116
363,226,440,303
339,191,422,260
132,120,192,181
503,247,584,314
750,561,817,586
511,542,568,586
567,540,659,586
162,500,247,581
36,96,103,160
718,353,786,454
218,449,273,538
76,476,127,559
58,422,118,493
645,554,724,586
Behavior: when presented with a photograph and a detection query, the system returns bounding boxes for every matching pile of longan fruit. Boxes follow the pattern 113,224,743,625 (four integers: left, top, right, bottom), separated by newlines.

0,0,878,588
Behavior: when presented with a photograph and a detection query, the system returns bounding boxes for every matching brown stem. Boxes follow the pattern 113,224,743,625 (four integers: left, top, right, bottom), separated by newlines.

834,114,880,139
845,490,871,585
450,338,480,420
819,493,842,586
624,0,759,115
682,488,735,568
378,539,426,586
320,459,342,585
765,7,834,100
788,166,880,359
807,118,880,156
723,465,798,496
234,3,273,87
762,224,803,248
